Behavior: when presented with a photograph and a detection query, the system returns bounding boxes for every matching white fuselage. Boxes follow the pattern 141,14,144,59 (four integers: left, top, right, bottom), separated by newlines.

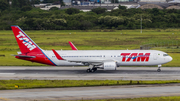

43,50,172,66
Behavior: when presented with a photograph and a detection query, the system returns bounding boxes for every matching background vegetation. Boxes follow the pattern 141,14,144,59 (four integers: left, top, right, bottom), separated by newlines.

0,0,180,30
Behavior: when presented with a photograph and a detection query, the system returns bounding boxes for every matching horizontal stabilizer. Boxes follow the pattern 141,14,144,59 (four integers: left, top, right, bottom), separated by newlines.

12,55,36,58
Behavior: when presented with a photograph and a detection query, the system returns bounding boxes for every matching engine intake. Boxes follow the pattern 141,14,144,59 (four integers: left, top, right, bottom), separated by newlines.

103,62,117,70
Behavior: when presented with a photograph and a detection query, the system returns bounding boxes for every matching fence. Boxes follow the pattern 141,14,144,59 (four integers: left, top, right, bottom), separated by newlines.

140,41,180,53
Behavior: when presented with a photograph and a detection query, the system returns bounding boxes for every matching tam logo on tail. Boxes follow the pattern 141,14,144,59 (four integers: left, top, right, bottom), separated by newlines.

16,31,36,51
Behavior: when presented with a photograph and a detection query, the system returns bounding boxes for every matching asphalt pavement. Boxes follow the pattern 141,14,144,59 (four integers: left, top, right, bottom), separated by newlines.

0,66,179,80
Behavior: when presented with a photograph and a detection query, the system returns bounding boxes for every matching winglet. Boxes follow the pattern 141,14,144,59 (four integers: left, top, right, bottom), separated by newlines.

52,49,64,60
68,41,78,50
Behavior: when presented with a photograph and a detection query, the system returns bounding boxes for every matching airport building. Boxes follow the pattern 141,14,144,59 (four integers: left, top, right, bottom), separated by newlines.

69,0,138,5
139,0,166,2
138,0,180,9
35,0,180,10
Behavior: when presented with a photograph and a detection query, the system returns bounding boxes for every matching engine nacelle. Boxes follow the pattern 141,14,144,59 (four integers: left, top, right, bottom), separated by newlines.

103,62,117,70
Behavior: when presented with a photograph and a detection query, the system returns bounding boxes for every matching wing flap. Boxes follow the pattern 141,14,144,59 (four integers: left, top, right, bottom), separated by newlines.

68,60,103,65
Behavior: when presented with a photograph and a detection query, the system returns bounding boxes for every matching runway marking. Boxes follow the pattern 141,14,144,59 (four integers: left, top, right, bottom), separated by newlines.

0,73,15,75
0,97,10,101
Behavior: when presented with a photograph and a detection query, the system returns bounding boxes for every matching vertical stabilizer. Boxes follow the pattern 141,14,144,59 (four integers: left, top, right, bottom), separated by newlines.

11,25,42,54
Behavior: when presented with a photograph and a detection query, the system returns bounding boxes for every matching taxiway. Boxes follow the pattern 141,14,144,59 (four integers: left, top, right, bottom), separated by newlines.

1,84,180,101
1,66,180,100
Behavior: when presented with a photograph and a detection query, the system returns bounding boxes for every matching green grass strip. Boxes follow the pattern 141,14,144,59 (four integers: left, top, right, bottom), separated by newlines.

75,96,180,101
1,80,180,90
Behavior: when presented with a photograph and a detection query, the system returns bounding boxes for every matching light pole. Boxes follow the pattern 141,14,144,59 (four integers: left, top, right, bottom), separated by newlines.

141,17,142,33
9,0,12,8
60,0,61,8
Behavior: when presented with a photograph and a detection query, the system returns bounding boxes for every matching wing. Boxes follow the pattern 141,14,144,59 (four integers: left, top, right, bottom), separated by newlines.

52,49,117,66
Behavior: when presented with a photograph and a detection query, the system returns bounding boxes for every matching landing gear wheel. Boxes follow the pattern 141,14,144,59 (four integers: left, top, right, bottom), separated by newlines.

86,69,91,73
91,69,95,73
157,69,161,72
86,65,98,73
157,65,161,72
91,68,97,73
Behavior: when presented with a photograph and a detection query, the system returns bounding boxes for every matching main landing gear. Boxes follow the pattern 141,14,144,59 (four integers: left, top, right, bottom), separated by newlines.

86,68,97,73
157,65,161,72
86,65,97,73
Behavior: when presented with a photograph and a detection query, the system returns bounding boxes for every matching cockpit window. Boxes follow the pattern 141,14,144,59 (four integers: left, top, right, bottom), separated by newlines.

163,54,169,56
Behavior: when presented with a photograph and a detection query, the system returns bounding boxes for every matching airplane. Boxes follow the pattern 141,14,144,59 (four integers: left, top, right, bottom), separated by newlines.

11,25,173,73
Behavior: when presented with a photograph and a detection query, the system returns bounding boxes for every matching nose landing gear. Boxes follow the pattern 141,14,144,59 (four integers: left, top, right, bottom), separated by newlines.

157,65,161,72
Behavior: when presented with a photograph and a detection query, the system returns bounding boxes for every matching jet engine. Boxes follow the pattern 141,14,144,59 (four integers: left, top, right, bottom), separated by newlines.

103,62,117,70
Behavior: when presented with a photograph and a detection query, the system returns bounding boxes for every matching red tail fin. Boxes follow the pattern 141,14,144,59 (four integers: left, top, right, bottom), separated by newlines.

11,25,42,54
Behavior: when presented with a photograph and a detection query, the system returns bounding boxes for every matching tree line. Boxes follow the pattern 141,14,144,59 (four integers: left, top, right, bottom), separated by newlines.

0,0,180,30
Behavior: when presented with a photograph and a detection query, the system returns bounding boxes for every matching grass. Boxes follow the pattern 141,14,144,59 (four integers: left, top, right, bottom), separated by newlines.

161,53,179,67
0,29,180,66
75,96,180,101
1,80,180,90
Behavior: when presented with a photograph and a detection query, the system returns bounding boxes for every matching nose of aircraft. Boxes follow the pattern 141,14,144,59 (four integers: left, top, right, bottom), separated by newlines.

169,56,173,62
